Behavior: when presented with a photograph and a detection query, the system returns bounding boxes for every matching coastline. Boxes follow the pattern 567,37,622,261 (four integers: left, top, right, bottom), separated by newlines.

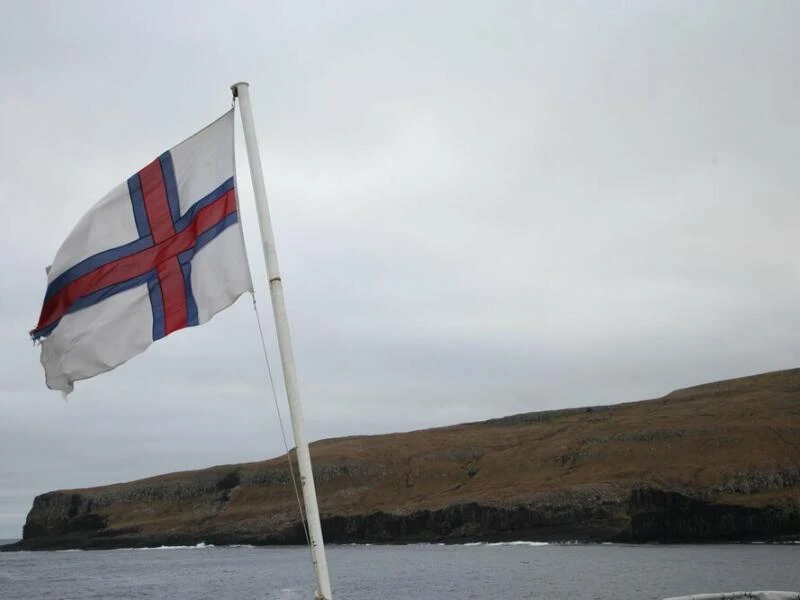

6,369,799,554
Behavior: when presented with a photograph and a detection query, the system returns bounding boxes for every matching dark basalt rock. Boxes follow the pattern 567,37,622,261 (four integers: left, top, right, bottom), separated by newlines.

627,487,800,543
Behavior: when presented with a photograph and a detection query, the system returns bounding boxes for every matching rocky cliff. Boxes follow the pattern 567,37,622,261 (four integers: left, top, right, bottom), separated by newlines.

4,368,800,550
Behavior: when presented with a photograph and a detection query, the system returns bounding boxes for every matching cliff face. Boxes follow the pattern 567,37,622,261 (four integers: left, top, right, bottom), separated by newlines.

5,368,800,550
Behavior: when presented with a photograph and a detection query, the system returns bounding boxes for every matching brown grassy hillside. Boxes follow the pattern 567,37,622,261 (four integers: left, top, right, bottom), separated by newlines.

6,368,799,550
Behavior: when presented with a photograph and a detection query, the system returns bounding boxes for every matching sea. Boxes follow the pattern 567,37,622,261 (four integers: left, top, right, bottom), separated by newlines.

0,539,797,600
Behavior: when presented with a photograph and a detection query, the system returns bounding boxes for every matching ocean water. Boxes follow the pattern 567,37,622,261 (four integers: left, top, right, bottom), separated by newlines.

0,540,797,600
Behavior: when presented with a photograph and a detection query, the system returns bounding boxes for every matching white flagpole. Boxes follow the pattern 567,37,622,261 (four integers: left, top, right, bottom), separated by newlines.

231,81,333,600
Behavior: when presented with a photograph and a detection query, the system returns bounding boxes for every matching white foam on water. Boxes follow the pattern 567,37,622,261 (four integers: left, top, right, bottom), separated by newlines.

487,540,550,547
133,542,215,551
461,540,551,547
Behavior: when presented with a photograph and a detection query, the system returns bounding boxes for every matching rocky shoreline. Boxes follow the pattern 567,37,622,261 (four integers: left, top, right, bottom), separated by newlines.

3,484,798,551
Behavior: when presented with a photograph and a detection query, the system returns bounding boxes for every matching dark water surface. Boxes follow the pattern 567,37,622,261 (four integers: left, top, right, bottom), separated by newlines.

1,541,797,599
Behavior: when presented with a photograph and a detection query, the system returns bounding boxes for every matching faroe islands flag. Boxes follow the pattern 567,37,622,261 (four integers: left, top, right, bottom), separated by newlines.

30,110,253,394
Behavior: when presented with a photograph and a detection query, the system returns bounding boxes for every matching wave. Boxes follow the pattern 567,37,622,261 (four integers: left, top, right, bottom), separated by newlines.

133,542,216,551
463,540,551,547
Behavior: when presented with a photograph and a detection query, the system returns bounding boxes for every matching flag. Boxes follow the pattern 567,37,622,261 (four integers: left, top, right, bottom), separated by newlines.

30,110,253,394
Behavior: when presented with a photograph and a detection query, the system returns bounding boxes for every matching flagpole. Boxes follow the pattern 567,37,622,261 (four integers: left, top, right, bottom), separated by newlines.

231,81,333,600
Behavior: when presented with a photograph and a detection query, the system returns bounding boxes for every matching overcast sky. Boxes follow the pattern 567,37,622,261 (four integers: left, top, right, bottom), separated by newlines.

1,1,798,539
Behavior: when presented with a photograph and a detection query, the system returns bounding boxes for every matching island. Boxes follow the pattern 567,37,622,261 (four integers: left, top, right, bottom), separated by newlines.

3,368,799,551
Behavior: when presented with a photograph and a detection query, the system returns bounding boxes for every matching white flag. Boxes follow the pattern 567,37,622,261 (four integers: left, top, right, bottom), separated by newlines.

31,110,253,394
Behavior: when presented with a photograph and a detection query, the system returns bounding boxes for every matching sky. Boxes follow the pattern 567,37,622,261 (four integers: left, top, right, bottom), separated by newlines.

0,0,798,539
